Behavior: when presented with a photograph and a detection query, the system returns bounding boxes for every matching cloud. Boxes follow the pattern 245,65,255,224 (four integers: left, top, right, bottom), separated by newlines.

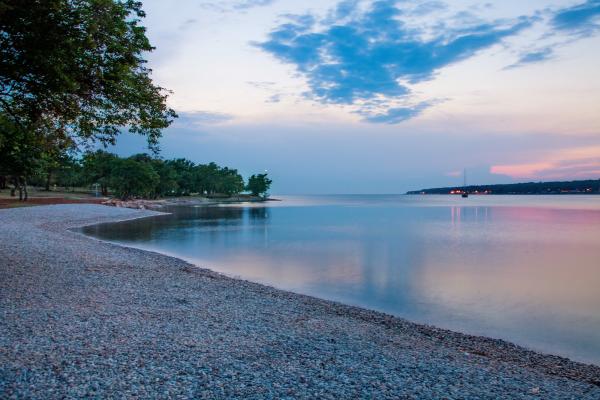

246,81,276,89
552,0,600,35
502,1,600,70
178,18,198,30
234,0,276,10
257,0,532,123
505,48,554,69
246,81,290,104
267,94,283,103
410,1,448,16
362,102,433,124
491,146,600,180
445,170,462,177
199,0,277,13
175,111,234,126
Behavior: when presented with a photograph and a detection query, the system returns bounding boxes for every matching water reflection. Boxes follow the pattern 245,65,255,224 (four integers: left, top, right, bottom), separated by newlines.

82,196,600,365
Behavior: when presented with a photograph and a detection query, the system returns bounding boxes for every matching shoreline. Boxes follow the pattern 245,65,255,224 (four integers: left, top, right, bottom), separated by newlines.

1,204,599,398
72,208,600,375
101,195,278,210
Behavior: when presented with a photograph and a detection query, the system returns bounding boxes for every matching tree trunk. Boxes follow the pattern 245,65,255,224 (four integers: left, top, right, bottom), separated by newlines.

23,178,28,201
45,171,52,191
10,176,17,197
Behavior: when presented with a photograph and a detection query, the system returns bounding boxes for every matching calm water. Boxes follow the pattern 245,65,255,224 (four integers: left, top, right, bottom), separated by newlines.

82,195,600,365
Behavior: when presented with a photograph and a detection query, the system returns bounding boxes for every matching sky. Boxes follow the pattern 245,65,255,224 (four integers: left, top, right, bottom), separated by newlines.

113,0,600,193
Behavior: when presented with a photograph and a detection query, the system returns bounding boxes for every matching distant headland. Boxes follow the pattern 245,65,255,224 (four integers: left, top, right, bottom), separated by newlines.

406,179,600,195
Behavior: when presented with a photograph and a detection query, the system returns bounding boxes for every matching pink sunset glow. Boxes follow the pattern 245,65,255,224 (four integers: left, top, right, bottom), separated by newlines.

491,147,600,180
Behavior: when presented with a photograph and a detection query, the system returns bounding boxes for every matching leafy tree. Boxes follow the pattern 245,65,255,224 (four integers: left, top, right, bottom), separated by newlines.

37,137,77,191
166,158,196,195
0,0,176,199
246,173,272,197
151,161,179,197
109,158,159,200
81,150,119,196
54,155,85,191
129,153,178,197
216,167,245,196
192,162,245,196
194,162,219,195
0,113,44,199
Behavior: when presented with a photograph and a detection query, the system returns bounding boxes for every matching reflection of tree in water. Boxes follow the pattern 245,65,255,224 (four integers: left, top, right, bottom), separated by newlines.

193,206,244,223
248,207,269,221
83,205,272,241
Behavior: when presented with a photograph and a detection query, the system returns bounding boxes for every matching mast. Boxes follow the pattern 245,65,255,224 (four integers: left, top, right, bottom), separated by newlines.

462,168,469,197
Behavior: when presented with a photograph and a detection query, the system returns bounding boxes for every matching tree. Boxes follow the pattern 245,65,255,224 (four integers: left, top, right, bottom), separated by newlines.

246,173,272,197
0,0,176,199
194,162,219,195
81,150,119,196
129,153,178,197
166,158,196,195
109,158,159,200
54,155,85,191
37,135,76,191
216,167,245,196
0,113,44,200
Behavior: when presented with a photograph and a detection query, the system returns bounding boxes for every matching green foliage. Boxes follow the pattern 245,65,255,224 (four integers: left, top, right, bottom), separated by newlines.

82,150,119,195
73,152,261,199
0,0,176,200
193,162,245,196
246,173,272,197
164,160,246,197
216,167,245,196
109,158,159,200
0,113,42,179
0,1,274,201
151,160,179,197
166,158,196,195
54,156,85,190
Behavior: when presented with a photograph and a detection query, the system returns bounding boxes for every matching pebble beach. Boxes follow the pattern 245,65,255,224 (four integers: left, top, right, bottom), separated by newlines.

1,204,599,399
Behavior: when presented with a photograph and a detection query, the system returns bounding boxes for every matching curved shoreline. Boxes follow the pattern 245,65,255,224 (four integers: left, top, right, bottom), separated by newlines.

1,204,599,398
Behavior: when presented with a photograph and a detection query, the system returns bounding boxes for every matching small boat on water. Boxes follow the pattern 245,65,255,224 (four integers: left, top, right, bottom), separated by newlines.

462,169,469,198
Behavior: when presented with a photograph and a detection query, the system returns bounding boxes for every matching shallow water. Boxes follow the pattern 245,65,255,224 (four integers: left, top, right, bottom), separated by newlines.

82,195,600,365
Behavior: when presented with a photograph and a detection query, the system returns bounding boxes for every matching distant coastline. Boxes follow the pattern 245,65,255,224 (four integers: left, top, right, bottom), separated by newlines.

406,179,600,195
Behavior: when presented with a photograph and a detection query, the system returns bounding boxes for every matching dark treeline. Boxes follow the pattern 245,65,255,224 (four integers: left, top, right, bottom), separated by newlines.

407,179,600,195
1,150,272,200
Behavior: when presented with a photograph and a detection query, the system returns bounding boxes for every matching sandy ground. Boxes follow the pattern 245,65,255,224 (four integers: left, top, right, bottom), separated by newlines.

1,204,599,399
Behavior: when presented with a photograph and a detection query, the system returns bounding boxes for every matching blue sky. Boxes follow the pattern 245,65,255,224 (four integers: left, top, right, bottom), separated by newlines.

113,0,600,193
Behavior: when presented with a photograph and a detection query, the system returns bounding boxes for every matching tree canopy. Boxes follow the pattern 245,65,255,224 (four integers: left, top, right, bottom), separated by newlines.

0,0,176,199
0,0,176,148
246,173,272,197
0,1,275,202
109,157,160,200
47,151,257,200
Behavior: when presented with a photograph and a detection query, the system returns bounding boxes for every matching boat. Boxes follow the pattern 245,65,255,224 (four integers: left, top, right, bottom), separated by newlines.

462,169,469,198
